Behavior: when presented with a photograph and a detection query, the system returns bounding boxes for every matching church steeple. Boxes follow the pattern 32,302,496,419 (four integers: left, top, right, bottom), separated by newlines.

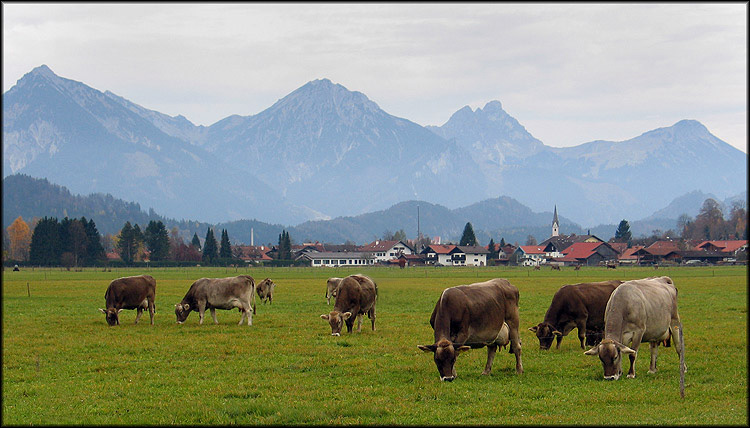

552,205,559,237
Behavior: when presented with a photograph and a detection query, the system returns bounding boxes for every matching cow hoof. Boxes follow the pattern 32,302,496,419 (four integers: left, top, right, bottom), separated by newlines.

627,374,636,379
648,369,657,374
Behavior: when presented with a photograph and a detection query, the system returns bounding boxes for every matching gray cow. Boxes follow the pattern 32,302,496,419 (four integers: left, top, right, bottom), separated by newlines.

584,276,686,380
326,277,343,305
256,278,276,304
321,274,377,336
175,275,256,326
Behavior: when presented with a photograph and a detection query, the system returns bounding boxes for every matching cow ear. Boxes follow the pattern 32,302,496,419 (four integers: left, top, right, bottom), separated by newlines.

183,304,190,311
457,346,472,354
117,309,124,313
529,326,538,332
619,345,636,355
342,312,352,320
320,314,329,320
98,308,106,314
552,330,563,337
584,346,599,356
417,344,437,353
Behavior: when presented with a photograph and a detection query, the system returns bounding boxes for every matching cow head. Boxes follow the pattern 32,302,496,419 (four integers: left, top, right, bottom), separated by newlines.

99,308,123,326
418,339,471,382
320,311,351,336
174,303,191,324
584,338,636,380
529,322,562,350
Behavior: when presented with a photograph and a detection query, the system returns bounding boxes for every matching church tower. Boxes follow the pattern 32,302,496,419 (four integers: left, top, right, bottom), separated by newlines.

552,205,559,237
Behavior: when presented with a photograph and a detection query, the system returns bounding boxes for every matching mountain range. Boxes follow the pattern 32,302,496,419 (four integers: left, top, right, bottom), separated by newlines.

3,65,747,230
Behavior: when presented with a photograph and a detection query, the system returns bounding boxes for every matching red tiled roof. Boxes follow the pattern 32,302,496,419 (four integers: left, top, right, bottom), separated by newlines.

609,242,628,255
425,244,456,254
618,245,645,260
520,245,547,255
645,240,681,256
561,242,603,260
697,240,747,253
359,240,401,252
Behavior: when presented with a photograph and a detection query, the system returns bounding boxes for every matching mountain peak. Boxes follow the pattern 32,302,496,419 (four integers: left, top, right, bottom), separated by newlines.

29,64,56,78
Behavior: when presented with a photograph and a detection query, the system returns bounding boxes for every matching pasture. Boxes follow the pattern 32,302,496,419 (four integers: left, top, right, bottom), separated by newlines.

2,265,747,425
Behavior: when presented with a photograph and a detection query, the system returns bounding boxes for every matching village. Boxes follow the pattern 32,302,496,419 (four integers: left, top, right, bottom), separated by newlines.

233,209,748,268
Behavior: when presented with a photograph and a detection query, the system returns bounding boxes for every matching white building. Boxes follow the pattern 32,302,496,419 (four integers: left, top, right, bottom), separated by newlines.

300,252,375,267
358,240,413,263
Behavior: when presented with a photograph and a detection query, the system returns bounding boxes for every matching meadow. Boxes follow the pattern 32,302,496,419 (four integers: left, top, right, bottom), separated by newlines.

2,265,747,425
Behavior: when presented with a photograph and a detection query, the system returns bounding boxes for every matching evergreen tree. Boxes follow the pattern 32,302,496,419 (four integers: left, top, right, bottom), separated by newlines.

202,228,218,263
614,219,632,245
459,222,478,246
277,230,292,260
30,217,61,265
191,233,202,250
83,217,105,264
68,218,88,267
145,220,170,261
219,229,232,259
117,222,137,265
487,238,498,259
500,237,506,248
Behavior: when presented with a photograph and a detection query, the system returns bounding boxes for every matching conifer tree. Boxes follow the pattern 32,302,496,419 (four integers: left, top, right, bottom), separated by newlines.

459,222,478,246
30,217,61,266
145,220,170,261
191,233,202,250
117,221,137,264
614,219,632,245
219,229,232,259
487,238,497,259
202,228,218,263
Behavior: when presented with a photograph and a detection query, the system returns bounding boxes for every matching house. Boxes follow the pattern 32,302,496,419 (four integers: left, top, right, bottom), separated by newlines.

695,240,747,257
553,242,620,266
421,244,456,266
235,245,273,264
632,240,684,264
513,245,548,266
617,245,645,264
358,240,413,263
299,251,376,267
449,245,490,266
396,253,426,267
539,234,605,257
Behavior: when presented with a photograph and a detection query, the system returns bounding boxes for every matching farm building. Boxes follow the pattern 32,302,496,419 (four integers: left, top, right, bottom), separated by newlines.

553,241,620,266
299,251,376,267
358,240,413,263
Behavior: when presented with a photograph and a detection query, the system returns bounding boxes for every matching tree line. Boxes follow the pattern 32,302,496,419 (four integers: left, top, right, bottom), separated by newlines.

3,215,300,267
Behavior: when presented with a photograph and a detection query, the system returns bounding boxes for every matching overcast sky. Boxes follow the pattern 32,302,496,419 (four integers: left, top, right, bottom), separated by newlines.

3,3,747,153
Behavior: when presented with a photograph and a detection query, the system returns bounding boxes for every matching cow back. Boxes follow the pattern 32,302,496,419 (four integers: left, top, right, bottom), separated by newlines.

333,274,377,315
182,275,255,309
105,275,156,309
545,280,621,331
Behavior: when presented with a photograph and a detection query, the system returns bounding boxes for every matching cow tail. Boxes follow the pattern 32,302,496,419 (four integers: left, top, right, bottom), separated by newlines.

679,322,685,398
251,278,257,315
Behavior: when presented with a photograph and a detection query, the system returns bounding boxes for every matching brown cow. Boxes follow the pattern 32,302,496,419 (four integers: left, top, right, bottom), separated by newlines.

256,278,276,304
320,274,377,336
550,264,561,270
99,275,156,326
529,280,622,350
175,275,256,326
418,278,523,381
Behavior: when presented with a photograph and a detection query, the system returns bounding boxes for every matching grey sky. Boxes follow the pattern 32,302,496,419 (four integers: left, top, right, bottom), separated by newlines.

3,3,747,153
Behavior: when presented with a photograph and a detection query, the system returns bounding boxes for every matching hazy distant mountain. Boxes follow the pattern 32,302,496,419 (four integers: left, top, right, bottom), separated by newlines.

201,78,487,216
2,65,310,225
430,103,747,225
3,65,746,229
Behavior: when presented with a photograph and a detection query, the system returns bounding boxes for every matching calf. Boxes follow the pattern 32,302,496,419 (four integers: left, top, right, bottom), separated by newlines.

175,275,256,326
99,275,156,326
256,278,276,304
326,277,343,305
584,276,686,380
320,274,377,336
530,280,622,350
418,278,523,381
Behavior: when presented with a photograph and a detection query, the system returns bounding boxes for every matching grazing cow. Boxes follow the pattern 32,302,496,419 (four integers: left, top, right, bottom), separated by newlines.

320,274,377,336
418,278,523,381
533,265,541,270
256,278,276,304
550,265,561,271
326,277,343,305
99,275,157,326
174,275,256,326
584,276,686,380
606,262,617,269
530,280,622,350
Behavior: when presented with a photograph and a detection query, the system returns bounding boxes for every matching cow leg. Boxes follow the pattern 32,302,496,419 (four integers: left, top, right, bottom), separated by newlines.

576,319,587,349
148,299,155,325
356,314,363,333
555,334,563,349
135,307,144,324
368,307,376,331
506,313,523,374
648,342,659,373
626,333,643,379
482,344,498,375
210,308,218,324
198,303,206,325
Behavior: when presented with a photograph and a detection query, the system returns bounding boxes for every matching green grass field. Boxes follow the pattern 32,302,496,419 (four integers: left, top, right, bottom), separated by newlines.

2,265,747,425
